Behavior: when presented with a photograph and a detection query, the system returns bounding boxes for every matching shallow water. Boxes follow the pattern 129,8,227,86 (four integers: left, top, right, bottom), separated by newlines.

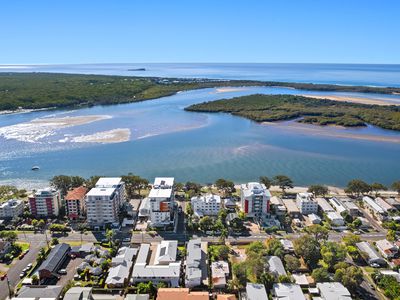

1,85,400,189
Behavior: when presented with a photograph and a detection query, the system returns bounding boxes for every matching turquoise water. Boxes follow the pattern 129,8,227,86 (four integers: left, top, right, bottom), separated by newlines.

1,64,400,188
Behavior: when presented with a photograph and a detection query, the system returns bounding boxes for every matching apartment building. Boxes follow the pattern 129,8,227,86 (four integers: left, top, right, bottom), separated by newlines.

0,199,24,219
296,193,318,215
65,186,88,220
191,194,221,217
240,182,271,218
28,188,61,217
148,177,175,226
86,177,125,228
185,239,208,288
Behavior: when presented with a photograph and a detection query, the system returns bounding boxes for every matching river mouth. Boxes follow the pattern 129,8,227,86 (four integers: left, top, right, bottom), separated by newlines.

1,85,400,188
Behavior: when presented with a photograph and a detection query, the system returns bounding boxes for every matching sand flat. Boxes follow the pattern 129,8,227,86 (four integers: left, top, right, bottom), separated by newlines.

31,115,111,126
71,128,131,143
263,121,400,144
300,94,399,106
214,87,249,93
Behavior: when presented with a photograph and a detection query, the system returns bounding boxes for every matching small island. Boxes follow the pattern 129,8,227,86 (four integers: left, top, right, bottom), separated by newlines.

127,68,146,71
1,73,400,112
185,94,400,131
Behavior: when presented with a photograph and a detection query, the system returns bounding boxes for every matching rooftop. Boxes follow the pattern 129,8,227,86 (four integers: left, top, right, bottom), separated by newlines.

16,285,63,299
65,186,88,201
87,187,116,197
241,182,271,198
273,283,306,300
246,283,268,300
38,243,70,274
0,198,23,209
95,177,123,188
149,177,174,198
157,288,208,300
267,256,287,276
317,282,351,300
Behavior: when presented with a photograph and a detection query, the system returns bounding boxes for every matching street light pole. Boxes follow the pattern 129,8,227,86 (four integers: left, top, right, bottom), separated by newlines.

6,276,13,299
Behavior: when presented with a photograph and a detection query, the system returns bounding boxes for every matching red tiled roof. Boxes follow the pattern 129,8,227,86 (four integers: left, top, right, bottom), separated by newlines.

65,186,88,201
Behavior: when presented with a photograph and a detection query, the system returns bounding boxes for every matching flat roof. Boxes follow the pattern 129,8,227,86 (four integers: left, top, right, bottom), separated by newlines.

246,283,268,300
87,187,115,196
95,177,122,187
273,283,305,300
317,282,351,300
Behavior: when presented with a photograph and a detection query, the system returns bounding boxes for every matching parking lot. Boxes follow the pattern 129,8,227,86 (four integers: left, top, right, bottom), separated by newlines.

56,256,83,287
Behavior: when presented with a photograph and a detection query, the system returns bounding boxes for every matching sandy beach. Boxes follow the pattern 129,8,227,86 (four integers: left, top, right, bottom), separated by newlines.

300,94,399,106
31,115,112,126
263,121,400,144
71,128,131,143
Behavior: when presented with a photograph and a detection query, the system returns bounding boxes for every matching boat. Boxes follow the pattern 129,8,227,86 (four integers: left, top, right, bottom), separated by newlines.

31,166,40,171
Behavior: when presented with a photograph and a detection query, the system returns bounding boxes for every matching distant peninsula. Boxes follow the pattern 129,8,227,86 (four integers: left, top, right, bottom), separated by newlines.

185,94,400,131
1,72,400,112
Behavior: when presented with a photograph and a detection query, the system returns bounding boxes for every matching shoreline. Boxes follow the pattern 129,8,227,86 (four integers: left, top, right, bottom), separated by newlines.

300,94,399,106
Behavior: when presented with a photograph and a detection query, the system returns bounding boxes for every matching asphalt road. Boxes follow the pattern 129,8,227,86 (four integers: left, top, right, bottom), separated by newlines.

0,238,45,300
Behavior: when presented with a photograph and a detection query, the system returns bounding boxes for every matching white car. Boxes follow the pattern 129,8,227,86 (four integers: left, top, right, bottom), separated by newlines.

58,269,67,275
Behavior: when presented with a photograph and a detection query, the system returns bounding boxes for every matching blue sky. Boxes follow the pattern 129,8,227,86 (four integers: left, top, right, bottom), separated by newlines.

1,0,399,64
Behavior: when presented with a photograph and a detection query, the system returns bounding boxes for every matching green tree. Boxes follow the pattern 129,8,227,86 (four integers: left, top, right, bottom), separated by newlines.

85,176,101,189
31,274,39,285
50,175,85,196
185,203,194,216
334,265,363,292
232,262,248,288
0,231,18,244
308,185,328,197
265,238,284,258
259,272,275,291
136,281,155,294
293,235,321,268
304,224,329,242
122,173,149,198
284,254,300,272
259,176,272,189
387,229,396,241
273,175,294,194
320,242,347,271
184,182,202,195
345,179,371,198
312,268,330,282
342,234,361,246
199,216,214,231
215,178,235,196
392,181,400,195
370,182,387,197
51,237,59,246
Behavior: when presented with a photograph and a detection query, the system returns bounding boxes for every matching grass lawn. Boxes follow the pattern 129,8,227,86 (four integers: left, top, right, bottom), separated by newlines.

16,241,30,252
363,266,376,274
65,241,85,247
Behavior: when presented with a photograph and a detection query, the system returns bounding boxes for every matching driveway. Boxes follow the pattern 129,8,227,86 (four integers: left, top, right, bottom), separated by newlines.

56,257,83,287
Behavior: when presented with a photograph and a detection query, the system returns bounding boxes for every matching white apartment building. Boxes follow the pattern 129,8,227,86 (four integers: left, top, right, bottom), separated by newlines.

240,182,271,218
148,177,175,226
86,177,125,228
0,199,24,219
191,194,221,217
296,193,318,215
28,188,61,217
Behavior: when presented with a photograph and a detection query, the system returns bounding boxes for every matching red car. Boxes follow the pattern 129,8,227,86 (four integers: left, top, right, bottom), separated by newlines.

0,274,6,281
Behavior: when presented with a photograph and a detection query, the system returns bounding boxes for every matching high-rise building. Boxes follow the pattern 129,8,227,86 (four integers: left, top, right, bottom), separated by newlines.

191,194,221,217
148,177,175,226
296,193,318,215
240,182,271,218
65,186,88,220
28,188,61,217
0,199,24,219
86,177,125,228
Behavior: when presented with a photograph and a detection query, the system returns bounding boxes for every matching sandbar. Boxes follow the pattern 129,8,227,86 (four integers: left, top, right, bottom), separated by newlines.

32,115,112,126
214,87,249,93
72,128,131,143
300,94,399,106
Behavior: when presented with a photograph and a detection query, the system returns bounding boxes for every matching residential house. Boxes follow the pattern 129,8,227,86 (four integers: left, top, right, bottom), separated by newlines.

0,199,24,219
185,239,207,288
280,239,294,253
240,182,271,218
308,213,321,224
317,282,351,300
283,199,300,218
296,193,318,215
14,285,63,300
272,283,306,300
356,241,386,266
270,196,287,216
191,194,221,217
326,211,345,226
132,241,181,287
267,256,287,277
38,243,71,279
375,197,396,213
363,196,386,217
28,188,61,217
245,283,268,300
328,197,347,214
211,261,230,288
316,197,334,213
341,199,360,216
64,287,93,300
65,186,88,220
106,246,136,287
375,239,398,258
156,288,209,300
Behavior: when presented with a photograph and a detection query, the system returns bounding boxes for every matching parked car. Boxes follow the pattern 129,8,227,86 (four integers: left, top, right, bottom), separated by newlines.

58,269,67,275
26,263,33,269
19,272,26,278
123,237,131,242
0,274,6,281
